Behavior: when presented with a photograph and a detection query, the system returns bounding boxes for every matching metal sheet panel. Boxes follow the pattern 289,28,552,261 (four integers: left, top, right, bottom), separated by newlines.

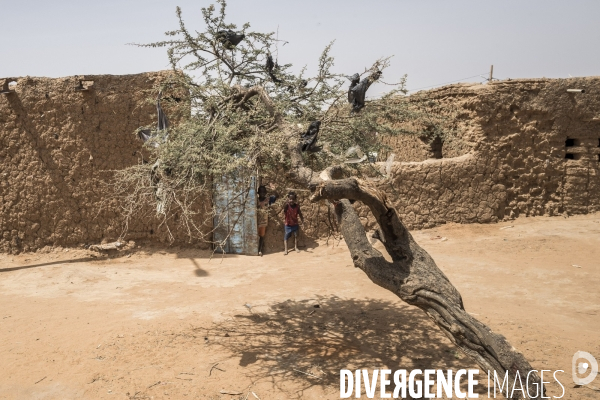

213,172,258,255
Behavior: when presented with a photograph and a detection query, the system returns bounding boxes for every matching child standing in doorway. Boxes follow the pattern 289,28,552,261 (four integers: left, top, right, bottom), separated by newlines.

281,191,304,255
256,185,270,256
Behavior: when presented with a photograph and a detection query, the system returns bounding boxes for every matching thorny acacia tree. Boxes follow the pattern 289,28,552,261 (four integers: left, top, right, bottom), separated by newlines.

114,2,543,398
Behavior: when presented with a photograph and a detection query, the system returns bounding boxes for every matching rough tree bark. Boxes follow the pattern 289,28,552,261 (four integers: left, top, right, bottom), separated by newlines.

309,177,545,399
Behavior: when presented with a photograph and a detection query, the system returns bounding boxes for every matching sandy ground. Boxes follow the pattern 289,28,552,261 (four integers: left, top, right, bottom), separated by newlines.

1,214,599,400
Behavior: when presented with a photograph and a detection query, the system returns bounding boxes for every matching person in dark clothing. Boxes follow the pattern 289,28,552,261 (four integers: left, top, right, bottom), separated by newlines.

256,185,271,256
280,191,304,255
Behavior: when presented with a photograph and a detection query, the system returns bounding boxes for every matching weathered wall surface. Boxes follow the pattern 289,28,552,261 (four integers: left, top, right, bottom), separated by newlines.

371,77,600,229
0,72,198,253
2,74,599,252
379,134,433,162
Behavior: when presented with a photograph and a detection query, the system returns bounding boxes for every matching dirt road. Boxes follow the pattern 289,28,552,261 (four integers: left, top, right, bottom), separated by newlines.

1,214,599,399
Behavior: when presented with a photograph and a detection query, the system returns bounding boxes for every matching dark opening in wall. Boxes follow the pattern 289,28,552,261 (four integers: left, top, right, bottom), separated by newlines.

565,138,577,147
597,138,600,147
565,153,581,160
429,136,443,159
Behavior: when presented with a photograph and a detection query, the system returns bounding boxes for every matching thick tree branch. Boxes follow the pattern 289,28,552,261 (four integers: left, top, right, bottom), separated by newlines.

309,179,544,399
229,85,282,124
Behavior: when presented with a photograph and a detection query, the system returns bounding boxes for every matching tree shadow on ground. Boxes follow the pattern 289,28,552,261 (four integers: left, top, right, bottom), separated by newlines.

204,295,478,398
0,257,100,273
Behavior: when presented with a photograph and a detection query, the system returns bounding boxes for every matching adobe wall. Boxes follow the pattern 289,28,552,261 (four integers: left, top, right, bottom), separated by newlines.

368,77,600,230
0,72,202,253
2,73,598,253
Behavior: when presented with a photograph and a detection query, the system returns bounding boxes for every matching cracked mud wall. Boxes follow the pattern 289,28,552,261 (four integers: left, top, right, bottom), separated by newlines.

0,72,206,253
370,77,600,230
2,73,599,252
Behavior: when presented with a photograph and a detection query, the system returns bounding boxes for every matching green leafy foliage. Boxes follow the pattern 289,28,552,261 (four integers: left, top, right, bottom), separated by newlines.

112,0,461,243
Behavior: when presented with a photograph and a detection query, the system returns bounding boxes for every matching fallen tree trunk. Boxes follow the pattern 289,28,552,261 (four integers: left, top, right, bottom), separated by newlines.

310,177,544,399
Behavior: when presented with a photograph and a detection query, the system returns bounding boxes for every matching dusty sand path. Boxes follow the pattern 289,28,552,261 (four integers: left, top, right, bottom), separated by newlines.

1,214,599,399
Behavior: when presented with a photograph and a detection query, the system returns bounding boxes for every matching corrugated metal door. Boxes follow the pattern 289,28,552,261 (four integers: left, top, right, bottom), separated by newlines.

213,173,258,255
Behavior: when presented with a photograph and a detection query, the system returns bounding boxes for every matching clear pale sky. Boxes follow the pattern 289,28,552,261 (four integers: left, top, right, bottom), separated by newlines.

3,0,600,93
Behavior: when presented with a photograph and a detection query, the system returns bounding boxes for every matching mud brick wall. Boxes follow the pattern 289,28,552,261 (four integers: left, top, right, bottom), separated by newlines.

368,77,600,230
0,72,205,253
2,73,599,252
